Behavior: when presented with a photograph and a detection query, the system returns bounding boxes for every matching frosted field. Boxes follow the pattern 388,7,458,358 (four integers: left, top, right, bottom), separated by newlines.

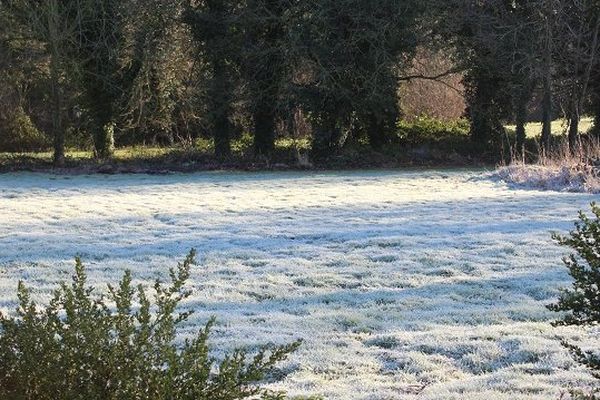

0,169,598,399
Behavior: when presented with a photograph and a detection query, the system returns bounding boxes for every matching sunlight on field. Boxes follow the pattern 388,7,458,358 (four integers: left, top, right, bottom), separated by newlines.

0,170,597,399
506,117,595,138
0,137,310,163
0,118,596,164
0,146,174,163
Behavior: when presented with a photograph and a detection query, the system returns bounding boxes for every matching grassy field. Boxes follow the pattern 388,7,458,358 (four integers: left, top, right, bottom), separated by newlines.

505,117,594,138
0,135,316,173
0,135,312,164
0,170,597,399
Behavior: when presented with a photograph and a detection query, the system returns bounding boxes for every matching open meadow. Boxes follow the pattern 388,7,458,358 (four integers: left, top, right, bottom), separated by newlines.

0,169,597,399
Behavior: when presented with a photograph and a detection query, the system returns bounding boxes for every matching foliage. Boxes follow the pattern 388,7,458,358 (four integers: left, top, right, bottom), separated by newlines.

0,107,49,152
0,0,82,165
548,203,600,377
569,388,600,400
184,0,244,158
120,0,193,147
394,117,476,158
397,117,470,145
240,0,290,157
72,0,123,159
451,0,525,149
0,250,301,399
1,0,600,164
295,0,424,156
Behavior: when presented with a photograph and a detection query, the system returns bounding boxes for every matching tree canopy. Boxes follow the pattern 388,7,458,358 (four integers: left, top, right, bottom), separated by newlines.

0,0,599,163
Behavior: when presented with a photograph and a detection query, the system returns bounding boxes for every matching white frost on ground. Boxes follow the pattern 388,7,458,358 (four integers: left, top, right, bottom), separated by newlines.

0,169,598,399
492,164,600,194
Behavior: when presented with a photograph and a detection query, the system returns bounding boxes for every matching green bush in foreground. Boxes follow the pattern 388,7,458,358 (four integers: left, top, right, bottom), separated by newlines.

548,203,600,385
0,250,301,400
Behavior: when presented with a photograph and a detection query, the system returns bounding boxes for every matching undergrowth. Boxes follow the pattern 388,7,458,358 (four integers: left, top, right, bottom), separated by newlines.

0,249,302,400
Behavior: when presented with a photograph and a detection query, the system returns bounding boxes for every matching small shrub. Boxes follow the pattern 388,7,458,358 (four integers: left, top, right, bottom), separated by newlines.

548,203,600,378
395,117,475,158
231,132,254,155
194,136,214,153
396,116,470,145
0,108,49,152
0,250,301,399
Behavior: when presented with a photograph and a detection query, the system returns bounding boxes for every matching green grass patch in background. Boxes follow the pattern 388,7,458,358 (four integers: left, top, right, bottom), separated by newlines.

505,117,594,138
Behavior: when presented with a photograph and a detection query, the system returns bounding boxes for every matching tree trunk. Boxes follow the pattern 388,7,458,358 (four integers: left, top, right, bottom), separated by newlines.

515,103,527,157
541,12,553,153
593,91,600,138
568,113,579,152
469,102,490,147
213,110,231,159
250,0,283,158
50,69,65,167
367,113,386,150
210,60,232,159
514,86,530,156
93,122,115,159
311,113,340,160
253,101,276,157
541,76,552,152
48,2,65,167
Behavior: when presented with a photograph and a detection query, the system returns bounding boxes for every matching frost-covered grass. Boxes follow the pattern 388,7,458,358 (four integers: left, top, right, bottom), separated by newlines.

492,138,600,193
0,170,598,399
493,164,600,194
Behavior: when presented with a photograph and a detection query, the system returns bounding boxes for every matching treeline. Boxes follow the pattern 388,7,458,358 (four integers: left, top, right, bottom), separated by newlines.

0,0,599,166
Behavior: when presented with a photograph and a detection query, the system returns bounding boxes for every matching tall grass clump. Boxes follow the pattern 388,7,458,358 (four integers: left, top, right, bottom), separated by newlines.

0,250,301,400
495,136,600,193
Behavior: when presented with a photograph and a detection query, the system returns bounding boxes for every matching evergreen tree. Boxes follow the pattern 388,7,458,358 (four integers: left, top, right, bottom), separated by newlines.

241,0,291,158
73,0,125,159
548,203,600,378
184,0,243,158
296,0,423,157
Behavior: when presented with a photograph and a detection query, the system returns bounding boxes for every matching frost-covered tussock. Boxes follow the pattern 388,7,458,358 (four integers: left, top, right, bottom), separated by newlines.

491,164,600,193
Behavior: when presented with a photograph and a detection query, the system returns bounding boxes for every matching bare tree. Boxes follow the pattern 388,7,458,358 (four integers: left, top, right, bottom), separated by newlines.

554,0,600,150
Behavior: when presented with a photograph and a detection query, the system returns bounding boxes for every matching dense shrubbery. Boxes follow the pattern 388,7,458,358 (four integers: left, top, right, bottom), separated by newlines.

397,117,470,143
548,203,600,397
396,117,471,152
0,250,301,400
0,108,49,152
